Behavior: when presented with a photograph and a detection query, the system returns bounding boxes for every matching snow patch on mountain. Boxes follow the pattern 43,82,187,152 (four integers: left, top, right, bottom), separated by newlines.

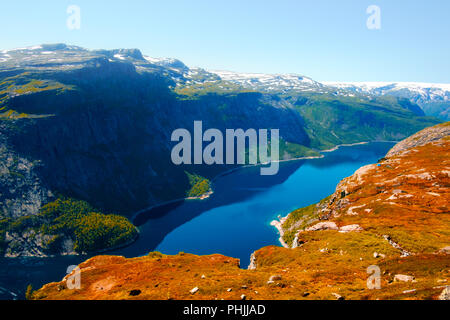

208,70,324,92
323,81,450,101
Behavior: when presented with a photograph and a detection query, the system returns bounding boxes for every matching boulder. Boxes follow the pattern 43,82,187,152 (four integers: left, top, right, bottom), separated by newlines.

269,275,282,281
305,222,338,232
439,286,450,300
190,287,199,294
394,274,415,282
331,292,345,300
339,224,363,233
439,246,450,254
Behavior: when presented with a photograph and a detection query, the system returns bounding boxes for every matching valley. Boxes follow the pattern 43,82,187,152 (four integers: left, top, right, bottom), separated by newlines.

31,122,450,300
0,44,448,300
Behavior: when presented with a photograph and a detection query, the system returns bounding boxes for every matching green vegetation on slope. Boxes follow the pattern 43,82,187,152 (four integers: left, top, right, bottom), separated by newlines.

0,218,7,256
1,197,137,254
185,172,211,198
243,138,320,164
288,93,441,150
174,81,252,99
279,139,321,159
281,196,332,246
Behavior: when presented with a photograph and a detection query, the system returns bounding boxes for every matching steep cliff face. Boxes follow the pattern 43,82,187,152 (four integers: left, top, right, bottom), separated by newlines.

33,123,449,300
1,71,310,215
0,47,311,256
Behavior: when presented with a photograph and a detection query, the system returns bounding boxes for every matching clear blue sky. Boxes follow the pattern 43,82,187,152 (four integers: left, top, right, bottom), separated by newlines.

1,0,449,82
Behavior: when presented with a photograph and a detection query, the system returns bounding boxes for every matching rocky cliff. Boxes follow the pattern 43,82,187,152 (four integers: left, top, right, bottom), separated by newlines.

32,122,449,300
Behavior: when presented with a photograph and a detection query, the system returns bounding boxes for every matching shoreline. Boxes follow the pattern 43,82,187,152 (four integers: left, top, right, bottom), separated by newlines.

131,189,214,223
269,140,398,247
3,140,397,259
270,216,289,249
2,228,141,260
320,141,369,153
320,140,398,153
132,140,398,230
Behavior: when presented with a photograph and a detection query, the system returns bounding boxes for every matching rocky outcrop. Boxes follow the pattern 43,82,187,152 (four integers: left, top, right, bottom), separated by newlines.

1,47,316,257
439,286,450,300
394,274,415,282
305,222,338,232
0,128,52,219
248,252,257,270
386,122,450,157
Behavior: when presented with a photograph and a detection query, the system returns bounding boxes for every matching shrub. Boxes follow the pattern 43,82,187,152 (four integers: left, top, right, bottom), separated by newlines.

185,172,211,198
3,197,137,255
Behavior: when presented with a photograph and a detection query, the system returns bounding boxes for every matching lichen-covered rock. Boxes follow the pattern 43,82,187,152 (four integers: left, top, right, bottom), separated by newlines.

305,222,338,232
386,122,450,157
394,274,415,282
439,286,450,300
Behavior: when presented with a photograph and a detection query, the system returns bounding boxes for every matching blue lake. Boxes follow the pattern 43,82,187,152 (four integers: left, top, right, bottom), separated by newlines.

0,141,394,299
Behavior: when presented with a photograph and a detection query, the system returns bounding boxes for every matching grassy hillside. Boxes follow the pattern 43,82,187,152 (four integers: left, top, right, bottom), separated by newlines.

185,172,212,198
289,93,440,149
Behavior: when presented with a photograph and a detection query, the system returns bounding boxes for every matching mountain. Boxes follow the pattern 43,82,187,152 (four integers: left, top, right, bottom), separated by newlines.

31,122,450,300
208,70,326,93
324,81,450,121
0,44,440,257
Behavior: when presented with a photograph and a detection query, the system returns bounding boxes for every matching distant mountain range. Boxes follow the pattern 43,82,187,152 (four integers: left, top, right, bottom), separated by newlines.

1,44,448,119
324,81,450,121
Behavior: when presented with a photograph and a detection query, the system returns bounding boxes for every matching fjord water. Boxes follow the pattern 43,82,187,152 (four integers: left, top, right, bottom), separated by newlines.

0,142,394,299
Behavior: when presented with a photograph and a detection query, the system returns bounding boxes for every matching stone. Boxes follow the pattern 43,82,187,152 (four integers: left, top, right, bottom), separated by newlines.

331,292,344,300
402,289,416,294
248,253,257,270
394,274,415,282
269,275,282,281
439,246,450,254
305,222,338,232
439,286,450,300
190,287,199,294
339,224,363,233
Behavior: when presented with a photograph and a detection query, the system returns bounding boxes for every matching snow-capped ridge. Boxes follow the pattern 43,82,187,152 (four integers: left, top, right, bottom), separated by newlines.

323,81,450,92
206,69,324,92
